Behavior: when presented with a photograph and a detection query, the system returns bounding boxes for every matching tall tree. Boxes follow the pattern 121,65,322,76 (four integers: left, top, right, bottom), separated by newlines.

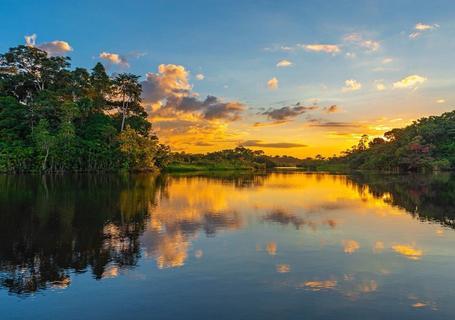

113,73,142,131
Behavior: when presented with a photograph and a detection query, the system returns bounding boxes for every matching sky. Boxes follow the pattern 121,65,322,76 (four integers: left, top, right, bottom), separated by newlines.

1,0,455,157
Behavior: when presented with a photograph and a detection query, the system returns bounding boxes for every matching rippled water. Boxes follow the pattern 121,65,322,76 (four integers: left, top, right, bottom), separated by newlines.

1,172,455,319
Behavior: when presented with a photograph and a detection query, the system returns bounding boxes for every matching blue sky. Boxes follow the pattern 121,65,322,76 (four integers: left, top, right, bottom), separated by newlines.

1,0,455,156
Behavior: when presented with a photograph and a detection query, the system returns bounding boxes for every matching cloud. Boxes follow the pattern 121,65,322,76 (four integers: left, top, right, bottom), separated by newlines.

409,23,439,39
262,103,318,121
276,59,293,67
195,73,205,80
323,105,340,113
267,77,279,90
382,58,393,64
344,33,380,52
142,64,244,121
436,99,446,104
24,34,73,56
415,22,438,31
301,44,341,54
99,52,129,66
308,121,360,128
240,140,306,148
142,64,192,103
25,34,37,47
375,81,386,91
393,75,426,89
342,79,362,92
409,32,421,39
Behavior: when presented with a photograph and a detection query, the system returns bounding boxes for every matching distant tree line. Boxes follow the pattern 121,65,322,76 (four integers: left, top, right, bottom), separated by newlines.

0,45,170,172
299,111,455,172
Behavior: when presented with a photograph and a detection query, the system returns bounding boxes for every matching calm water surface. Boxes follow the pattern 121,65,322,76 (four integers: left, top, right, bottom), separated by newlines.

1,172,455,319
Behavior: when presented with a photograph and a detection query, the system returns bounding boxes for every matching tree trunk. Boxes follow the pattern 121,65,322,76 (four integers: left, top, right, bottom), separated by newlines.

42,147,49,171
121,108,127,131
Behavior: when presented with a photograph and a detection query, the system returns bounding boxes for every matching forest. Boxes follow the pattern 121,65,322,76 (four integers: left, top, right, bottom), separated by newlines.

299,110,455,172
0,45,170,172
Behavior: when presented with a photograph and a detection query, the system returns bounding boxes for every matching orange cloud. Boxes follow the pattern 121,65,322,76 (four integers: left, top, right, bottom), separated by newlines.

25,33,73,56
267,77,279,90
99,52,129,66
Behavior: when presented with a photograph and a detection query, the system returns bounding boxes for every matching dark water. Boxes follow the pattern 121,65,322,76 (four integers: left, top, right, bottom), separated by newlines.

1,172,455,319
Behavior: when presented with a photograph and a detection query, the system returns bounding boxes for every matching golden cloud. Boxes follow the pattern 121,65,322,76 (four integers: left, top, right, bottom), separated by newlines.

393,75,427,89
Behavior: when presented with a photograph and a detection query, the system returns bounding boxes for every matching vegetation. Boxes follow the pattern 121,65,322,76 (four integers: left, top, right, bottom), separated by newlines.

299,111,455,172
166,147,304,172
0,45,168,172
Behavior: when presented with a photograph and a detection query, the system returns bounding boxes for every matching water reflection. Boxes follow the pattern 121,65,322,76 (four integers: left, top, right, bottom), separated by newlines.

0,171,454,300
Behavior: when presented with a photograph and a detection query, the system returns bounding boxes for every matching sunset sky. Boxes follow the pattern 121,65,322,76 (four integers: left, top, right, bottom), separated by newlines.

2,0,454,157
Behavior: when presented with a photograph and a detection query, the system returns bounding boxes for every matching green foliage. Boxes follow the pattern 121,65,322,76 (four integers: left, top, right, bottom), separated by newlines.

0,45,164,172
305,111,455,172
118,126,158,170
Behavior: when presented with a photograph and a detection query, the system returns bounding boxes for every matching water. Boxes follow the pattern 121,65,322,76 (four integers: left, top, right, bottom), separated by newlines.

0,172,454,319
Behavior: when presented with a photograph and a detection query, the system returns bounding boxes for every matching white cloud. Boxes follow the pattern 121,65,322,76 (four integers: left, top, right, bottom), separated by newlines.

301,44,341,54
415,23,438,31
25,34,37,47
24,33,73,56
267,77,279,90
409,32,421,39
382,58,393,64
409,23,439,39
276,59,293,68
342,79,362,92
393,75,427,89
343,33,380,52
376,82,386,91
195,73,205,80
362,40,380,51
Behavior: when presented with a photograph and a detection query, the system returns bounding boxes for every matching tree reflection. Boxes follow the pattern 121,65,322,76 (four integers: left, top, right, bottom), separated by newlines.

0,174,164,295
347,172,455,228
0,173,247,295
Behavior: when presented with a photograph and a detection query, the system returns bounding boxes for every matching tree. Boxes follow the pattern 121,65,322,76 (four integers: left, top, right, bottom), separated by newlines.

33,119,55,171
118,126,158,170
113,73,142,131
